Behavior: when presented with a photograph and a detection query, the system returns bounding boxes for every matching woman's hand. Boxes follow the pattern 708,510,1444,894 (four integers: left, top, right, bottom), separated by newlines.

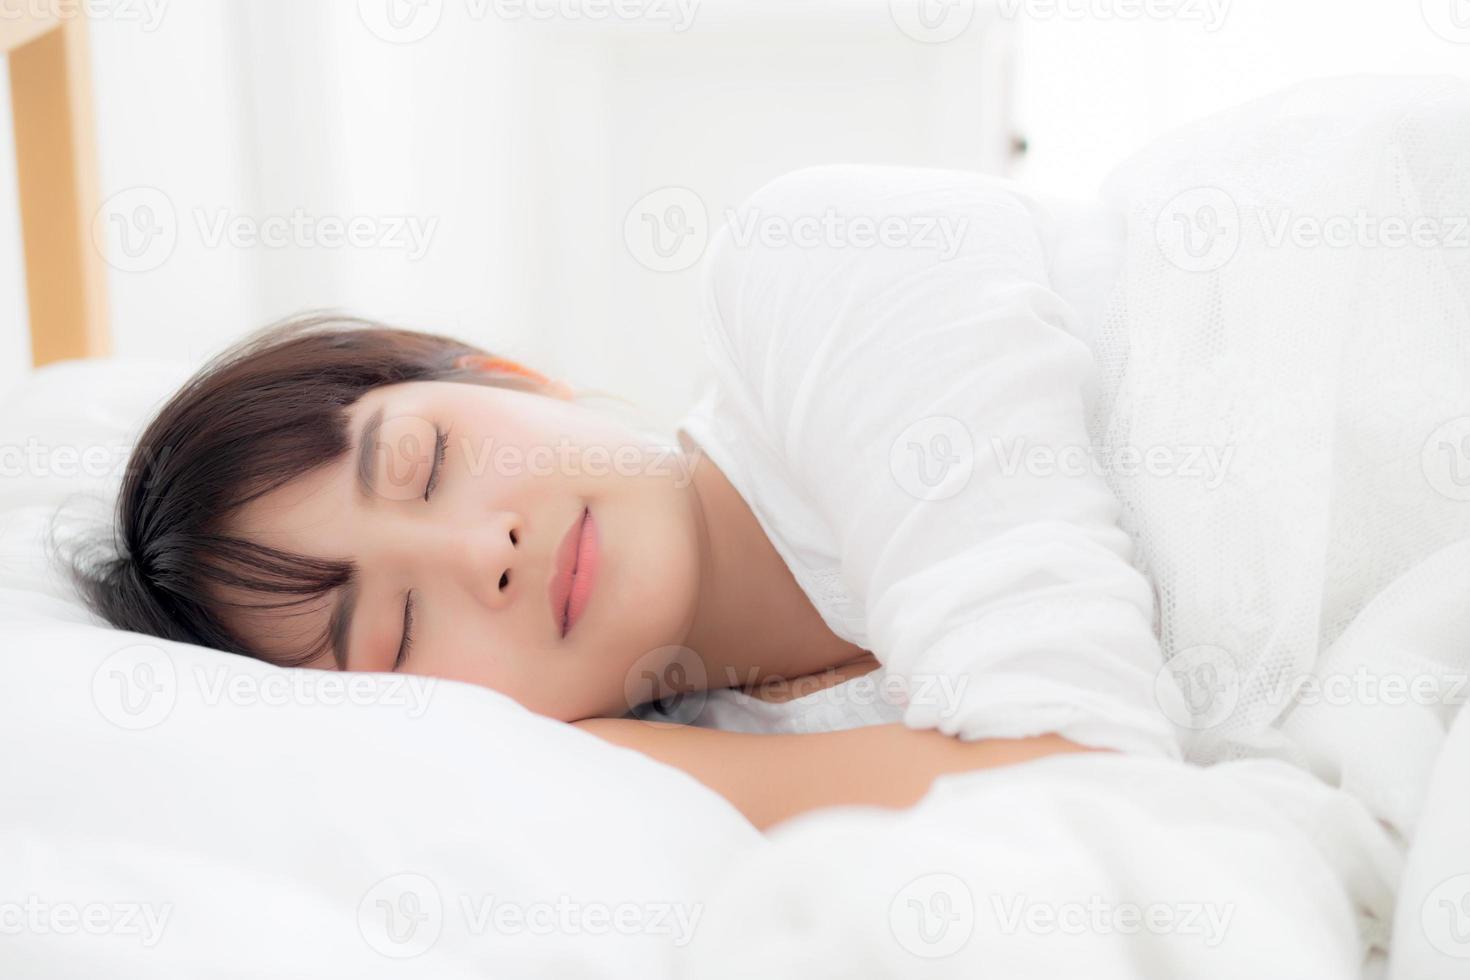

572,717,1107,831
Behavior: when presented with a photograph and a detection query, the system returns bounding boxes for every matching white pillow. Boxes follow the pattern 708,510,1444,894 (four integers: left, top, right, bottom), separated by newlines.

0,357,760,978
1387,707,1470,979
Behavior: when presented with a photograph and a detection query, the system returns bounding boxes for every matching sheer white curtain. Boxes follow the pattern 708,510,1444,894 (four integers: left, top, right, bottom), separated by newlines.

78,0,1015,429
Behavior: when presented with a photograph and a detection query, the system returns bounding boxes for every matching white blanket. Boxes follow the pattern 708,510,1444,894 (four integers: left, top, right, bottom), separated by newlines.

1087,73,1470,798
680,74,1470,979
680,753,1399,979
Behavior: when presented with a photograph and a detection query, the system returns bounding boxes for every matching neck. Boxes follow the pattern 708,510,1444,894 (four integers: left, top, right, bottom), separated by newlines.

675,434,867,693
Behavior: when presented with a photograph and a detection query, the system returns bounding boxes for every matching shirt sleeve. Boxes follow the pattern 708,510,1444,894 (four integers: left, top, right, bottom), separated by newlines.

696,164,1184,759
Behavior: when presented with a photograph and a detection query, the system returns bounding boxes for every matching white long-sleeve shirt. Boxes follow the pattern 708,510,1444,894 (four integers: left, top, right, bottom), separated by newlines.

647,164,1184,759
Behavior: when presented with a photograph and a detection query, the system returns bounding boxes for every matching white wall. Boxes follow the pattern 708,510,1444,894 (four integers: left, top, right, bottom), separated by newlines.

0,57,30,395
86,0,283,366
1011,0,1470,197
76,0,1018,432
7,1,1468,420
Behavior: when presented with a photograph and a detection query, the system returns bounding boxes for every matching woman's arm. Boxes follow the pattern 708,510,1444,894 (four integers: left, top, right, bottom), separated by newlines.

574,717,1105,831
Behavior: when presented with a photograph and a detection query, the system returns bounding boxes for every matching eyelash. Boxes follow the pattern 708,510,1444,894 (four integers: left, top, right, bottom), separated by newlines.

397,424,446,670
423,426,450,501
395,591,415,671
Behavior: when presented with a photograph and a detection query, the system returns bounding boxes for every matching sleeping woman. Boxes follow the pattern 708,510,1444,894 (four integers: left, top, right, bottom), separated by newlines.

70,165,1182,830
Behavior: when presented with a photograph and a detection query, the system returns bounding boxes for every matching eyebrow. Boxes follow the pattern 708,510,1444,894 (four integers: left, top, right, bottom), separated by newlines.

356,404,384,500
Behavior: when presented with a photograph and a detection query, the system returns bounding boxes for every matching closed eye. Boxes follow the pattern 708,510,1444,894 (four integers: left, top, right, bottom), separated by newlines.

424,426,449,501
394,590,415,671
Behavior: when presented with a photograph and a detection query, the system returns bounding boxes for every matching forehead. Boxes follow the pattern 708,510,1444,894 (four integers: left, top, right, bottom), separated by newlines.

231,446,352,548
226,387,381,560
216,397,366,667
226,378,479,551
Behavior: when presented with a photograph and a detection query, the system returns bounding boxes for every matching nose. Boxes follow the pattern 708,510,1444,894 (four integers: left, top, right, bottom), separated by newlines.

446,513,522,609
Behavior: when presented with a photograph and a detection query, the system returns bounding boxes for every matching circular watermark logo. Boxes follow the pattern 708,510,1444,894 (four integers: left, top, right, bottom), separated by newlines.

623,187,709,273
888,0,976,44
889,872,975,958
360,411,443,502
1155,186,1240,273
1421,873,1470,958
92,644,177,731
624,644,709,724
1422,416,1470,502
1155,644,1240,730
357,0,445,43
358,873,444,958
889,415,975,501
92,186,178,273
1422,0,1470,43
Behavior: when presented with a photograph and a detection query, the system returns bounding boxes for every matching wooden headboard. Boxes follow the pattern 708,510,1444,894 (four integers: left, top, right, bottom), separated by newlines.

4,12,109,366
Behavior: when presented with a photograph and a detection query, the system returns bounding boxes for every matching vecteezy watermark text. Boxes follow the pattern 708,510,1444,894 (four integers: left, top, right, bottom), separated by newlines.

357,873,703,958
193,209,437,261
1258,209,1470,250
1156,644,1470,731
92,645,437,731
93,187,439,273
0,897,173,948
994,0,1229,30
991,436,1235,489
991,894,1236,947
357,0,701,44
720,207,971,262
622,186,974,273
0,0,169,31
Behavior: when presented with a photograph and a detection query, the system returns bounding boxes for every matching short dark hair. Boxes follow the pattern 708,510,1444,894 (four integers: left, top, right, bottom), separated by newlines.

63,312,547,667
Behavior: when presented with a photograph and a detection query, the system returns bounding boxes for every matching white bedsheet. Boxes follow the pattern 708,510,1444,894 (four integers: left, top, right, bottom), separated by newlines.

680,752,1399,979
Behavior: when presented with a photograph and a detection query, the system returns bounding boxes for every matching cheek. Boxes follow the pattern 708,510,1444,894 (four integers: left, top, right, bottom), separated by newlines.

462,394,569,456
614,491,702,634
493,643,633,723
492,672,610,724
417,624,585,717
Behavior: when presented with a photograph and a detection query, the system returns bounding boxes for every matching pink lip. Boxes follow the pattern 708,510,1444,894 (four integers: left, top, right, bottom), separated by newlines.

549,506,599,638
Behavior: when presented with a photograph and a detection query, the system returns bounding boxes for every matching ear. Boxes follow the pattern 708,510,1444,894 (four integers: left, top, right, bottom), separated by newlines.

454,354,575,400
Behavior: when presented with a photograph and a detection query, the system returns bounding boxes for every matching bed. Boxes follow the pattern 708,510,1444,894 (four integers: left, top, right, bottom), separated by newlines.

7,14,1470,975
5,9,108,368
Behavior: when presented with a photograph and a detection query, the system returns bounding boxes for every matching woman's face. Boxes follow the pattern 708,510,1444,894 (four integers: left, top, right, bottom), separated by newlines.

224,377,705,722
